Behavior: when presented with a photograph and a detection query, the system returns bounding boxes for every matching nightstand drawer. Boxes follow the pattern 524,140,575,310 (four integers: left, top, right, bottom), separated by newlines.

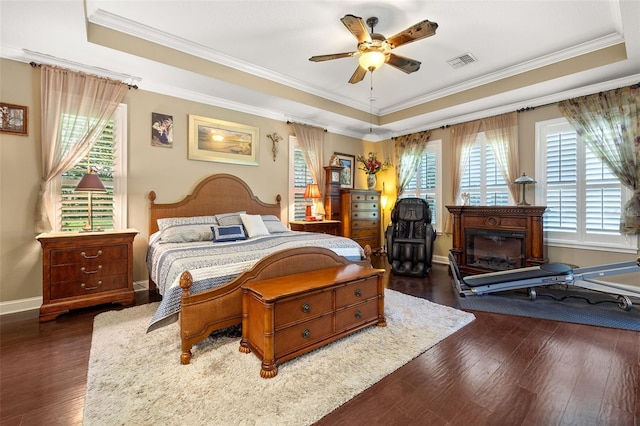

51,258,128,283
51,245,127,265
50,274,128,299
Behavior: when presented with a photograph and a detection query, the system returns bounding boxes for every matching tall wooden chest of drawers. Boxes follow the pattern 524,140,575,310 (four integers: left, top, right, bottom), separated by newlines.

340,189,381,250
36,229,138,322
239,263,385,378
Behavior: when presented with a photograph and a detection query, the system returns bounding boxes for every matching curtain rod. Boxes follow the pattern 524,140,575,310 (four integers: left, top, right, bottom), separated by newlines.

286,120,327,132
434,80,640,131
30,62,139,90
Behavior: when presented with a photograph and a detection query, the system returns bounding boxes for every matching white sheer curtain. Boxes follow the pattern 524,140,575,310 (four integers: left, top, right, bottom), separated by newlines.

291,122,325,195
482,112,520,202
34,65,129,233
444,120,481,233
394,130,431,196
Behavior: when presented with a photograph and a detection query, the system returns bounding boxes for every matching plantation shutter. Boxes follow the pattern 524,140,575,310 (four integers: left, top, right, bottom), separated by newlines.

60,120,116,232
293,146,313,221
544,129,578,231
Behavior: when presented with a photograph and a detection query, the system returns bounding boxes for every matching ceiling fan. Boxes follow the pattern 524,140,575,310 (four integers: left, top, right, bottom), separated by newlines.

309,14,438,84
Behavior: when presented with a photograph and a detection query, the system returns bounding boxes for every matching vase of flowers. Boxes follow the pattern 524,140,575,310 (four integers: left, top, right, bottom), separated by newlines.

356,152,390,189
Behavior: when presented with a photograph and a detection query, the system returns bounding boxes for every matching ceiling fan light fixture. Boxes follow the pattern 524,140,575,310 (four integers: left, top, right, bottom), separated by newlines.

359,50,386,71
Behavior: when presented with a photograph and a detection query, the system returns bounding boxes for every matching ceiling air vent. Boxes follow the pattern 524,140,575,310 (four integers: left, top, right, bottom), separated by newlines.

448,53,477,69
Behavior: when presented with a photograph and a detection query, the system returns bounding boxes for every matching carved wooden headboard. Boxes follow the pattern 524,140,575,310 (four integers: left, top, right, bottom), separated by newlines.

148,174,282,235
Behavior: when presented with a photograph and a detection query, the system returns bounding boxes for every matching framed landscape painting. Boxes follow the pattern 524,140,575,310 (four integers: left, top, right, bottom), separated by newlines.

188,115,259,166
334,152,355,189
0,103,28,135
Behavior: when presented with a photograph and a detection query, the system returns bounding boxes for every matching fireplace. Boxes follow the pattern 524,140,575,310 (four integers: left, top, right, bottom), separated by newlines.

447,205,547,276
465,228,525,271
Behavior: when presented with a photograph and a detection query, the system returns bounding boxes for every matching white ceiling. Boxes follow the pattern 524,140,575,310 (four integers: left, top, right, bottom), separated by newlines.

2,0,639,140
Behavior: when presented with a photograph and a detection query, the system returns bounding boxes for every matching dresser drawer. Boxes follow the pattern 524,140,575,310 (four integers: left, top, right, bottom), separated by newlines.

274,291,333,328
351,210,379,220
351,193,378,202
336,299,379,332
352,219,378,229
50,258,129,283
352,228,378,239
354,237,379,249
50,274,128,299
51,244,128,265
351,201,378,211
335,276,379,307
275,314,333,356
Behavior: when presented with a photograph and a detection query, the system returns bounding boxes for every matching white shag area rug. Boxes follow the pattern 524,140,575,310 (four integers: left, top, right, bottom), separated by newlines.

84,289,475,425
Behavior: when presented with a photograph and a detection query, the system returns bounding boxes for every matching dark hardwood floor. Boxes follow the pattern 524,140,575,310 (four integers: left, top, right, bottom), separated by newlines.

1,258,638,425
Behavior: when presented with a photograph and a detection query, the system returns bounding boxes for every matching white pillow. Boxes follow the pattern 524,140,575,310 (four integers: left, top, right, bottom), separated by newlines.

240,214,270,238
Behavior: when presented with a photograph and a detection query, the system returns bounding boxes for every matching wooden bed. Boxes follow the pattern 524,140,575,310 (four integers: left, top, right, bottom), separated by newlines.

147,173,373,364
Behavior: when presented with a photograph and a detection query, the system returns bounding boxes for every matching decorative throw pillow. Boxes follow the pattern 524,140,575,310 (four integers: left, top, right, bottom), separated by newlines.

161,225,213,243
215,211,246,227
240,214,270,237
261,215,290,233
157,216,218,242
211,225,247,242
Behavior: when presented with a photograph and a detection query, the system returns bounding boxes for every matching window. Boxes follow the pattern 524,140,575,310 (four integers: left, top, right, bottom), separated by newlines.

399,140,442,229
459,133,511,206
288,136,313,221
535,118,635,251
53,104,127,232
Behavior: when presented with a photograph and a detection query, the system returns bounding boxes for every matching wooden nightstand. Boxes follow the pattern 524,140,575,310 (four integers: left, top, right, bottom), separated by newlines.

36,229,138,322
289,220,341,236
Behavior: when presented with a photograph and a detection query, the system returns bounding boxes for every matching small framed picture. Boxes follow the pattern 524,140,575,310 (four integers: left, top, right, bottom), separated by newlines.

151,112,173,148
334,152,355,189
0,103,28,136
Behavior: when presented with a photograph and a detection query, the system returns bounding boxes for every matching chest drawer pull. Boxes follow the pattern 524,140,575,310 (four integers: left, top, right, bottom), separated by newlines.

81,265,102,274
81,250,103,259
355,288,362,297
355,310,362,319
302,303,311,313
302,329,311,339
81,280,102,291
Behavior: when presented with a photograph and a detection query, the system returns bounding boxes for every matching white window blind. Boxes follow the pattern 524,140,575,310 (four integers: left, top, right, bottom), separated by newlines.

53,105,127,232
399,140,441,229
535,118,635,251
459,133,510,206
288,136,313,221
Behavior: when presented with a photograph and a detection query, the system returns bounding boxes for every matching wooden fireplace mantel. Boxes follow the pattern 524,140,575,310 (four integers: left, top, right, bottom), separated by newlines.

446,205,547,276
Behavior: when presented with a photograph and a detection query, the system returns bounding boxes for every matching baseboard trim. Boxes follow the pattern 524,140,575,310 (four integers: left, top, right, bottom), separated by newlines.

1,280,151,316
0,296,42,316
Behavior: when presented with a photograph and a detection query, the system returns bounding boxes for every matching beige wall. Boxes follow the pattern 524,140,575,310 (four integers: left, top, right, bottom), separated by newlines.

0,58,365,306
1,58,637,308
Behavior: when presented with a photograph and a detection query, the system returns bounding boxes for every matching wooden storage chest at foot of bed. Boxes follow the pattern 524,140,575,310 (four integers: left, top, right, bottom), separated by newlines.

239,264,385,378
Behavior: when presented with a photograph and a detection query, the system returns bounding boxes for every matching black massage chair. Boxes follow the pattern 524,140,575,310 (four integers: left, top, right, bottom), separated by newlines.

385,198,436,277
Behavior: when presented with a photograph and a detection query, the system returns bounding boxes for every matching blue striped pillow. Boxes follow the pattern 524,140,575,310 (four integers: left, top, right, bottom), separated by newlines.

211,225,247,242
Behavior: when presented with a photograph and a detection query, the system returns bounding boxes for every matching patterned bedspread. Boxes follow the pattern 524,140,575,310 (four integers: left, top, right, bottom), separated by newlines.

146,231,365,331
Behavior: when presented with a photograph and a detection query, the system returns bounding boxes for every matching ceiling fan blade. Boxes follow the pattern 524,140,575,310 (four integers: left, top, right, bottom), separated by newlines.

309,52,357,62
386,19,438,49
341,14,372,44
386,53,421,74
348,65,367,84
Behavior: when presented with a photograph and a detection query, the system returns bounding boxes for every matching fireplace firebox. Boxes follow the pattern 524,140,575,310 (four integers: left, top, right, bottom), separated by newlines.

447,205,547,276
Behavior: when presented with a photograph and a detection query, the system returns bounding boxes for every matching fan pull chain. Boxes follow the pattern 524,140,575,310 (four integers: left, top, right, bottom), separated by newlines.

369,70,374,133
